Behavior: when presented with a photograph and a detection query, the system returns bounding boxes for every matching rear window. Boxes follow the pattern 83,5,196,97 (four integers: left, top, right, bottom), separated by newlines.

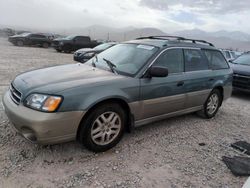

184,49,209,72
203,50,229,69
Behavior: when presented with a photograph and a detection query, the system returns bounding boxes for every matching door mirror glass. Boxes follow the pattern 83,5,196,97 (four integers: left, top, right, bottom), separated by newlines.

149,66,168,77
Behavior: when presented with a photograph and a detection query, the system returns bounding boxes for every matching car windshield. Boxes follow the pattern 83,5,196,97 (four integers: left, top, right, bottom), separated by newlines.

65,35,76,40
93,43,114,51
233,54,250,66
86,43,158,76
20,33,31,37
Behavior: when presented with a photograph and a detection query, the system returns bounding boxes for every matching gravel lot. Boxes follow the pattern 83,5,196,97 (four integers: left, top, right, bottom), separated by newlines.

0,37,249,188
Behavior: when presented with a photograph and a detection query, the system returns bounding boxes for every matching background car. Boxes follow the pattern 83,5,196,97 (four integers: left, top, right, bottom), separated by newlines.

74,42,117,63
52,35,101,53
8,33,52,48
229,53,250,92
220,49,243,61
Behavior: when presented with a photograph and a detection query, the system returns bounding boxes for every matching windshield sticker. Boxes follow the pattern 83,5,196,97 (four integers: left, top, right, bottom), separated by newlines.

137,45,155,50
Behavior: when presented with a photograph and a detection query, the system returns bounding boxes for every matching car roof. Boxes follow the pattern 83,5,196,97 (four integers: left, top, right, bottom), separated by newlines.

125,36,217,50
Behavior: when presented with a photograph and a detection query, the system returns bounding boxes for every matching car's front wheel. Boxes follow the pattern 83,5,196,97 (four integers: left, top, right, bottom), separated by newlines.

42,42,49,48
79,103,126,152
16,40,24,46
198,89,222,119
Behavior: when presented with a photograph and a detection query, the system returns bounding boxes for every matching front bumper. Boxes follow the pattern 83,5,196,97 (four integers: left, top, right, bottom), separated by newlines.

2,91,85,144
73,55,82,62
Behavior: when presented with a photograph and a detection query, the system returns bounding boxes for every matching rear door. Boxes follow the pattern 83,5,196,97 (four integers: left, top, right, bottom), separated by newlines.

140,48,186,119
74,36,91,50
29,34,47,45
203,49,232,99
183,48,213,108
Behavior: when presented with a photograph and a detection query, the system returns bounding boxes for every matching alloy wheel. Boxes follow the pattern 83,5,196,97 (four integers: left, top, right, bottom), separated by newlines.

206,93,219,115
91,112,121,146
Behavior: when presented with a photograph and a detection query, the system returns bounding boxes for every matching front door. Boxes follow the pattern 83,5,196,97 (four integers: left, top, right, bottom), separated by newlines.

140,48,186,119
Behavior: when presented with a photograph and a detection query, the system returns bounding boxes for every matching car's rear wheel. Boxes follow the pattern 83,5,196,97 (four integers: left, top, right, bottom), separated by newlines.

79,103,126,152
198,89,222,119
17,40,24,46
42,42,49,48
63,45,72,53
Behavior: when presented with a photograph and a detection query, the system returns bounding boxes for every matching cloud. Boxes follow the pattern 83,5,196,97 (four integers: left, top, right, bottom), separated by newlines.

139,0,250,14
0,0,250,34
170,11,205,25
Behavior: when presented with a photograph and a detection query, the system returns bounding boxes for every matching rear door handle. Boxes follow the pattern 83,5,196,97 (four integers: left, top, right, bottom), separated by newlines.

209,78,215,81
177,81,184,87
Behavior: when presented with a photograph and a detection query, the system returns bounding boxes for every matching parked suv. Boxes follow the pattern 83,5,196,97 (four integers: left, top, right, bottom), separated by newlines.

229,53,250,92
2,36,232,152
52,35,100,53
8,33,52,48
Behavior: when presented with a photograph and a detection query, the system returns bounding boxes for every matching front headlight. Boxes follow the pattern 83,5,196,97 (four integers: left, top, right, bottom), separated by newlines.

25,94,62,112
59,41,64,45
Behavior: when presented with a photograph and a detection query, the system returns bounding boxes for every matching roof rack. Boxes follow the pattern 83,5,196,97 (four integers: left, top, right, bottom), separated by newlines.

136,35,214,47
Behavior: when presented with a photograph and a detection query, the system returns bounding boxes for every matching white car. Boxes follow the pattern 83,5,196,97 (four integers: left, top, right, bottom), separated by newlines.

220,49,243,61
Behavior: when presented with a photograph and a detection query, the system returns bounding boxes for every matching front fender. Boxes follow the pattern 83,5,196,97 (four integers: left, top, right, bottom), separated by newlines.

57,79,140,112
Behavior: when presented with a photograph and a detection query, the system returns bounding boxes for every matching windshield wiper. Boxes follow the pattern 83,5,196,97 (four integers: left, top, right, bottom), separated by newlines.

103,58,117,74
91,54,98,67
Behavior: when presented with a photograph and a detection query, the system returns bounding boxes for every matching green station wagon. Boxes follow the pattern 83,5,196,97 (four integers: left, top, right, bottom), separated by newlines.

2,36,233,152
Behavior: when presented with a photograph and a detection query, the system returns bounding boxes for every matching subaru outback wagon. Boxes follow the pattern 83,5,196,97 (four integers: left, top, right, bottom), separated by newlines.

2,36,233,152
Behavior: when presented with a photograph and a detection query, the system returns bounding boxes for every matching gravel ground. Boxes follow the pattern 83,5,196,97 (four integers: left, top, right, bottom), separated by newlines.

0,37,249,188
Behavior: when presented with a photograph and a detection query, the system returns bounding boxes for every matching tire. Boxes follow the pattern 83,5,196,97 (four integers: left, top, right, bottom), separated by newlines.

79,103,126,152
198,89,222,119
42,42,49,48
56,49,62,52
63,45,72,53
17,40,24,46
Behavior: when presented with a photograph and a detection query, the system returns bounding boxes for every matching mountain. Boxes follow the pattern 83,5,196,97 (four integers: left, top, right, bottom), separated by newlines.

57,25,166,41
174,29,250,51
2,24,250,51
176,29,250,42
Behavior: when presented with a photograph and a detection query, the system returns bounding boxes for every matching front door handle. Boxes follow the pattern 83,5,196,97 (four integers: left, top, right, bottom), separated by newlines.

209,78,215,81
177,81,184,87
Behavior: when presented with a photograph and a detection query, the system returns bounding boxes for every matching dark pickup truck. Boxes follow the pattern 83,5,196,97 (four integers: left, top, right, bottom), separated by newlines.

52,35,100,53
8,33,52,48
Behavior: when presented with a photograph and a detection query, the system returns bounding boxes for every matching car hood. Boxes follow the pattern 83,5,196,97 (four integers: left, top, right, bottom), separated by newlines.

9,35,24,39
230,63,250,76
13,64,125,97
53,38,70,42
75,48,95,53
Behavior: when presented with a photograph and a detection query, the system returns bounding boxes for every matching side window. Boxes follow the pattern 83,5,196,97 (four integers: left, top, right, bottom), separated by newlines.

184,49,209,72
225,51,231,59
75,36,90,42
29,34,45,39
154,49,184,74
204,50,229,69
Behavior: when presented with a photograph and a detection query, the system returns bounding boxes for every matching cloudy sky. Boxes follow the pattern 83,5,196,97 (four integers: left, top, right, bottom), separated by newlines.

0,0,249,33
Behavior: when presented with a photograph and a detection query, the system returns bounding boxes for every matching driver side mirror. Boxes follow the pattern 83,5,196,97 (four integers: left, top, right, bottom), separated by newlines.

148,66,168,78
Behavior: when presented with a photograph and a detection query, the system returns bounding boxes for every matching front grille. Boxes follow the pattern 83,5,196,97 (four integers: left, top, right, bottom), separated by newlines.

52,41,59,46
74,52,81,57
233,74,250,90
9,84,22,105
